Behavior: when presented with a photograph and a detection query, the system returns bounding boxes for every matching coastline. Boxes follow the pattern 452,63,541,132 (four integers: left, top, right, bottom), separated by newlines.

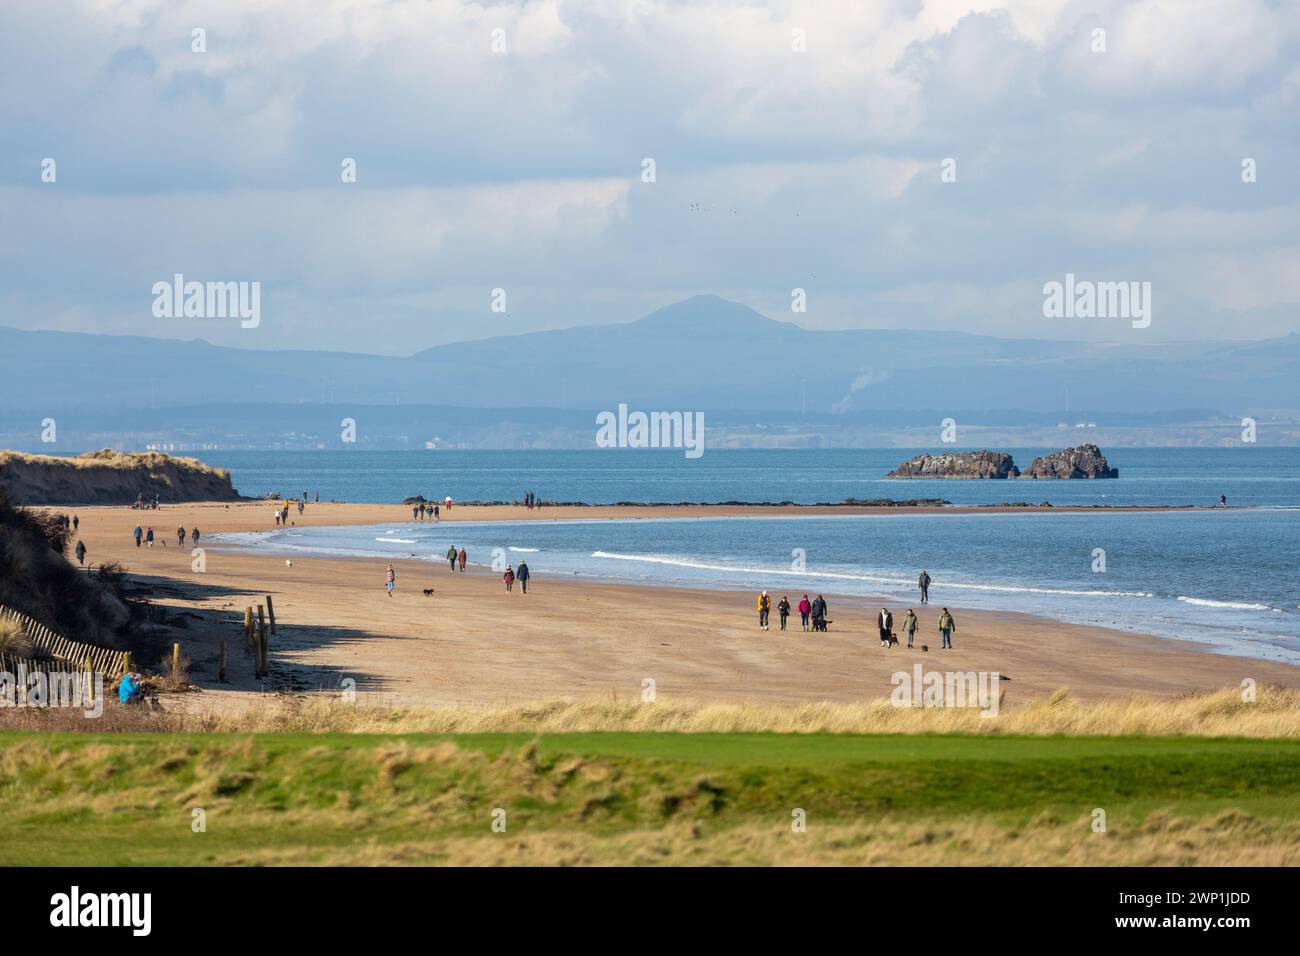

40,500,1300,712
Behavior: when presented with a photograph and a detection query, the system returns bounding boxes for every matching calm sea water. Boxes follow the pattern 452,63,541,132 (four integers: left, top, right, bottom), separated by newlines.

202,449,1300,663
199,448,1300,508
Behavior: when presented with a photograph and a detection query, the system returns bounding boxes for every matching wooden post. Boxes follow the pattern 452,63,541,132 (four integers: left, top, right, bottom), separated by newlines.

244,606,254,650
218,640,227,683
266,595,276,635
172,642,181,681
255,605,267,678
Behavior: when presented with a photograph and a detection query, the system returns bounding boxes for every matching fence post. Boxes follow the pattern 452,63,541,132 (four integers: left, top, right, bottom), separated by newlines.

172,642,181,681
266,595,276,635
244,607,254,651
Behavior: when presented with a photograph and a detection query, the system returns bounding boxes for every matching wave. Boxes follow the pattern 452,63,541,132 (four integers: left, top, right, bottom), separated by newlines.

508,546,540,552
375,537,417,544
1176,596,1273,611
589,551,1154,599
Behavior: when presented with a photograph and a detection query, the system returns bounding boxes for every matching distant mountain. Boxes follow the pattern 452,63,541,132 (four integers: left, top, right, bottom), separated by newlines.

2,296,1296,425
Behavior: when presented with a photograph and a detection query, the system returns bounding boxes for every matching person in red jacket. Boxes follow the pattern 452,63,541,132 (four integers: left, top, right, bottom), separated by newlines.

503,565,515,592
797,594,811,631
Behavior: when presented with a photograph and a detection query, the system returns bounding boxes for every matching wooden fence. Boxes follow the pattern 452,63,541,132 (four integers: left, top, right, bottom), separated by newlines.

0,605,130,678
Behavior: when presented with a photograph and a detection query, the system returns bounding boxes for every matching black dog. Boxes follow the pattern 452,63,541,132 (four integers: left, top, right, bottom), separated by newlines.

422,588,434,597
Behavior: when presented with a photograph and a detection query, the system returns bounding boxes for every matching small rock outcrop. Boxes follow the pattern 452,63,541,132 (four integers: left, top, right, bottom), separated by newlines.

1021,444,1118,479
886,451,1020,479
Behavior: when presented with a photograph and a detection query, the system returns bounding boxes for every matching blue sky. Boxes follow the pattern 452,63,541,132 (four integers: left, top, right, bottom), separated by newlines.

1,0,1297,353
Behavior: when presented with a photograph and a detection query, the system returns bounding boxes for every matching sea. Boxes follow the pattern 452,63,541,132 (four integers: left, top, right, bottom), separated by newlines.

200,448,1300,664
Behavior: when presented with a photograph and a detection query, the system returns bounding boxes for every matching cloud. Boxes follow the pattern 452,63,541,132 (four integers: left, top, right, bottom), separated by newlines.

0,0,1296,351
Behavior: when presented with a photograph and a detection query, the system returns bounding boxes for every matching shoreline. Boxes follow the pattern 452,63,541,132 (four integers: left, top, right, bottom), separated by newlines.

34,500,1300,712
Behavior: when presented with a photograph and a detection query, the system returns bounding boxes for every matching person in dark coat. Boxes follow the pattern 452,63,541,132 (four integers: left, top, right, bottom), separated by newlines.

877,607,894,646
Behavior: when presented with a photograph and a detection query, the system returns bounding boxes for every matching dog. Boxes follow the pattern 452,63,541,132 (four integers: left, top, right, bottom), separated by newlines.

881,630,899,648
422,587,435,597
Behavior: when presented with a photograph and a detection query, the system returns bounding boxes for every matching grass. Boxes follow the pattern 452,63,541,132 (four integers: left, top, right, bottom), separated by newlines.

2,729,1298,865
7,685,1291,737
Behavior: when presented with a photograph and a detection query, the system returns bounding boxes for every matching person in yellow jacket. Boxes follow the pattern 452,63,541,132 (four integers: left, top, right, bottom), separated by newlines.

757,590,771,630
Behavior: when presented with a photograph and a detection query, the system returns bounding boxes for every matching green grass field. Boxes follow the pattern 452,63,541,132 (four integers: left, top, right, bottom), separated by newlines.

3,731,1298,865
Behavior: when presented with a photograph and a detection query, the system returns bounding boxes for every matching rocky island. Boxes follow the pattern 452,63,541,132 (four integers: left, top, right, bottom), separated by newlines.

887,445,1118,480
886,450,1021,479
1022,444,1118,479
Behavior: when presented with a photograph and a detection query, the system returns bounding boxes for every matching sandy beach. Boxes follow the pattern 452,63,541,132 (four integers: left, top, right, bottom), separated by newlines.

48,500,1300,712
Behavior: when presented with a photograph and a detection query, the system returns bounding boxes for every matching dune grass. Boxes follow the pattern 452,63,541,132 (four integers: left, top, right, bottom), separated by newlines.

12,685,1284,738
2,729,1298,866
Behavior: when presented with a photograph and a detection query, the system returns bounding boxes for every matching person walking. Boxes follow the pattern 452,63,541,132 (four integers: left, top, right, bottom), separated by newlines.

757,590,771,630
72,514,79,532
446,545,458,572
798,594,811,631
811,594,829,631
877,607,894,646
385,564,396,597
145,527,154,548
516,560,530,593
433,504,440,522
918,569,931,605
938,607,955,649
777,595,791,631
178,526,187,547
191,527,200,546
902,608,918,648
133,525,143,548
458,546,467,572
75,540,87,566
503,565,515,592
412,505,420,521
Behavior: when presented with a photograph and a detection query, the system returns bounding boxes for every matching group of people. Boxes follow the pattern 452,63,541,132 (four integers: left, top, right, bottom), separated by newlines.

873,606,956,648
758,591,830,631
130,494,160,510
756,570,955,648
522,491,541,509
133,524,200,550
502,561,530,593
384,549,533,595
412,502,442,521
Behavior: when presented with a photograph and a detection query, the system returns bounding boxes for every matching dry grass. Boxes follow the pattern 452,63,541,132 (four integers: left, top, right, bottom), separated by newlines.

62,685,1292,737
0,617,32,657
237,810,1300,867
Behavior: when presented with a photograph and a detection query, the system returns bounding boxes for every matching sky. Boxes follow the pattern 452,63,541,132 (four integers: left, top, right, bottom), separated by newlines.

1,0,1297,354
